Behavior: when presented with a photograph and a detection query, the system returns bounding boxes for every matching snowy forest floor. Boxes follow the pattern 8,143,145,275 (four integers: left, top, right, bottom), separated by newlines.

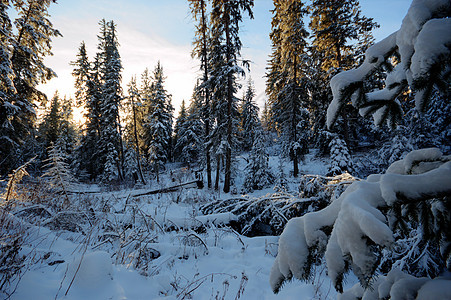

2,150,361,300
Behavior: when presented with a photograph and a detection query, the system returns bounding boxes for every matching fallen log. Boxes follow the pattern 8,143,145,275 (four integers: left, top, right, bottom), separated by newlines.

132,180,203,197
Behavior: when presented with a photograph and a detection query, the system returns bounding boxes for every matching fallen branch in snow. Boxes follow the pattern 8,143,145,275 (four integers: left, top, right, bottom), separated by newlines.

131,180,203,197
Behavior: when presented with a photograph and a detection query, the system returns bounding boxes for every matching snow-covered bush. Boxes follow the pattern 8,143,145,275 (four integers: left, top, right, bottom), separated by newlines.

270,149,451,296
327,135,353,176
243,132,275,192
41,142,78,208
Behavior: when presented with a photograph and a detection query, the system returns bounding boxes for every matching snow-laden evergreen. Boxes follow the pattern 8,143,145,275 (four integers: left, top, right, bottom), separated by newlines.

243,129,275,192
239,78,260,151
327,0,451,129
144,62,174,181
327,135,353,176
174,92,204,166
271,148,451,294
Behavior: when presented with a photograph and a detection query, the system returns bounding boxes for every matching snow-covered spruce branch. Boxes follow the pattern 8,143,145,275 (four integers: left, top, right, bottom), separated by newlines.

327,0,451,129
202,174,357,236
270,148,451,296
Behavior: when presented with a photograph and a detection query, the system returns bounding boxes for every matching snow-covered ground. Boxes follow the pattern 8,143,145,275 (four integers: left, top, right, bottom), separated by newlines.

3,151,349,300
11,190,347,300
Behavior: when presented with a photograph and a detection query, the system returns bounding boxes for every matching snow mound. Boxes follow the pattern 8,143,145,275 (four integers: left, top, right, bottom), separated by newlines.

62,251,125,299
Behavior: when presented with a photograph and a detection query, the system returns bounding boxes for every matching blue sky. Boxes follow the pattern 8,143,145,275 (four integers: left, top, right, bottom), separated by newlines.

38,0,412,118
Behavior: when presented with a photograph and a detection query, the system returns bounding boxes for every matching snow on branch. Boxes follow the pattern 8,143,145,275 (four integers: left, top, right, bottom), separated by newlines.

270,148,451,294
327,0,451,129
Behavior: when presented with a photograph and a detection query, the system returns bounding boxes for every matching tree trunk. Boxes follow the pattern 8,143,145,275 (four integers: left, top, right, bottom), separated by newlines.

335,42,350,145
215,155,220,190
200,0,212,189
292,54,299,177
116,113,125,181
131,94,146,184
224,9,232,193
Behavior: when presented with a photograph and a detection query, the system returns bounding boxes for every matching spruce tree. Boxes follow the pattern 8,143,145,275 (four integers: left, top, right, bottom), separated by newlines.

71,43,102,180
0,0,60,175
38,92,63,153
125,76,146,184
173,100,188,161
327,134,353,176
244,129,275,192
144,62,173,182
175,88,204,166
266,0,310,177
239,78,260,151
42,139,78,207
209,0,254,193
189,0,213,188
98,19,124,183
0,2,16,175
309,0,378,141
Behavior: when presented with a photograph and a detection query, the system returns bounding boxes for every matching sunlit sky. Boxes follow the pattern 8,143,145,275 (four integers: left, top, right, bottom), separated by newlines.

37,0,412,119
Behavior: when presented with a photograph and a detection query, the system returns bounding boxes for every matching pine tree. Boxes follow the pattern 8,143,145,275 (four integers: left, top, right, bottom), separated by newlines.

266,0,310,177
173,100,188,161
125,76,146,184
175,88,205,166
189,0,213,188
97,19,124,183
209,0,254,193
244,129,275,192
71,43,102,180
327,134,353,176
0,0,60,175
239,78,260,151
309,0,378,143
144,62,173,182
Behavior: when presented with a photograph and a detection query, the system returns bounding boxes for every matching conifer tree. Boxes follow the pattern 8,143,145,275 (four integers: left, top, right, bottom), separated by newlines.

144,62,173,182
209,0,254,193
175,88,204,166
173,100,188,161
42,139,78,207
125,76,146,184
0,2,16,174
139,67,153,159
97,19,124,183
309,0,378,142
266,0,310,177
189,0,213,188
327,134,353,176
71,43,102,180
38,92,63,153
244,129,275,191
0,0,60,175
239,78,260,151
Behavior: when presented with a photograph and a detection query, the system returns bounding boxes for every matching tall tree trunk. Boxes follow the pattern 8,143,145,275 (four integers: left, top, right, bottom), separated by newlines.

335,42,350,145
131,94,146,184
200,0,212,189
215,155,220,190
224,10,232,193
117,113,125,181
292,54,299,177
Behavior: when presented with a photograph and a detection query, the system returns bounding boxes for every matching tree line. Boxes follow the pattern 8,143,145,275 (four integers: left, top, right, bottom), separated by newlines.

1,0,448,193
